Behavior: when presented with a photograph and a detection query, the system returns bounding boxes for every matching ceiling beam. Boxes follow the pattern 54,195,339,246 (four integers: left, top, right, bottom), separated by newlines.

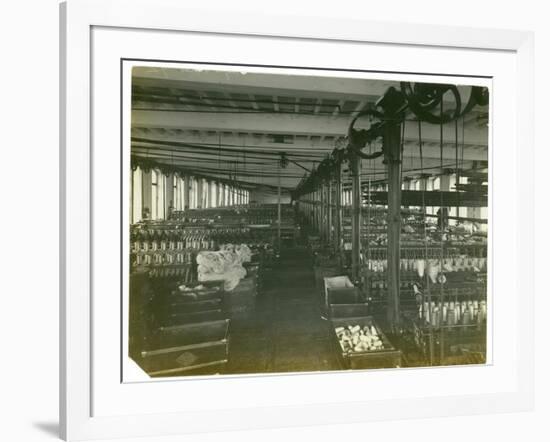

132,109,489,146
130,130,487,161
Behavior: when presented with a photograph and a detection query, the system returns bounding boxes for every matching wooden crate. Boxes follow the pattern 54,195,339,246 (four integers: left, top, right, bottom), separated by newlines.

163,309,226,326
140,319,230,377
324,276,361,311
327,287,361,304
329,303,369,319
330,316,402,370
160,280,226,326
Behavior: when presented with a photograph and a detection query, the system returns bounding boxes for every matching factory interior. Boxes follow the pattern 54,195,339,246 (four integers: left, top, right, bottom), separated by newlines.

128,65,489,377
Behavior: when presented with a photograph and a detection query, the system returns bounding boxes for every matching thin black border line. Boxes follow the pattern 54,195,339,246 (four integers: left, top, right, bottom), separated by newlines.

120,58,492,383
120,57,124,383
123,57,493,80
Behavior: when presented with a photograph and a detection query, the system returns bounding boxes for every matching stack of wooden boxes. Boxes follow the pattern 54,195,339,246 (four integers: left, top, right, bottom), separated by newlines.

137,280,231,377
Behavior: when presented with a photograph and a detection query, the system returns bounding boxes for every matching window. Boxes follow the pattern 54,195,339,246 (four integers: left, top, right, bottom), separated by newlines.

202,179,209,208
151,169,158,220
426,178,433,191
131,166,142,224
150,169,166,220
173,176,179,210
174,175,185,211
210,181,217,208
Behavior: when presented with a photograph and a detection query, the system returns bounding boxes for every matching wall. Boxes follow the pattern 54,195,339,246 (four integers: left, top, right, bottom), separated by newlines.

2,1,548,442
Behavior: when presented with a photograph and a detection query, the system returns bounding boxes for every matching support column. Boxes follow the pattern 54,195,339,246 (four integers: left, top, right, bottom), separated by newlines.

326,181,331,242
350,153,361,282
384,121,402,328
320,182,325,241
315,187,323,238
327,179,333,246
313,190,317,232
277,170,282,250
335,162,342,254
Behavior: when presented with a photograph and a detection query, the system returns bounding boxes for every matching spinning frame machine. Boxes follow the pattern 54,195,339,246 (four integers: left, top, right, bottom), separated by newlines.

295,83,489,366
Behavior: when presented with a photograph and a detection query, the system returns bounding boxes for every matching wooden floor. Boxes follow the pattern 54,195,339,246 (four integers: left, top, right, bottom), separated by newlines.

226,247,341,375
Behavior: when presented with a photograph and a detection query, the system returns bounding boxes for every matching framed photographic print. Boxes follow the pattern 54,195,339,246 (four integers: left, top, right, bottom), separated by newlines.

60,0,534,440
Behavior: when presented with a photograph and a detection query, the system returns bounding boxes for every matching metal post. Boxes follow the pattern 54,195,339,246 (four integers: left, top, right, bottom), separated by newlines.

327,179,333,246
315,189,319,234
324,181,329,242
277,168,281,250
384,121,402,328
317,187,323,237
320,183,324,240
350,152,361,282
320,187,323,236
321,183,325,240
335,162,342,254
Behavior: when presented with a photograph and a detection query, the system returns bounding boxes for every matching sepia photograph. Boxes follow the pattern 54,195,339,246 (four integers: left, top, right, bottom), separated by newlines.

54,2,539,439
126,63,490,379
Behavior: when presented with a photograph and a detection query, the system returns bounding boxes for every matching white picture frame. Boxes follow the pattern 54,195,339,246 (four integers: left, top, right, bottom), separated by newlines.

60,0,534,440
